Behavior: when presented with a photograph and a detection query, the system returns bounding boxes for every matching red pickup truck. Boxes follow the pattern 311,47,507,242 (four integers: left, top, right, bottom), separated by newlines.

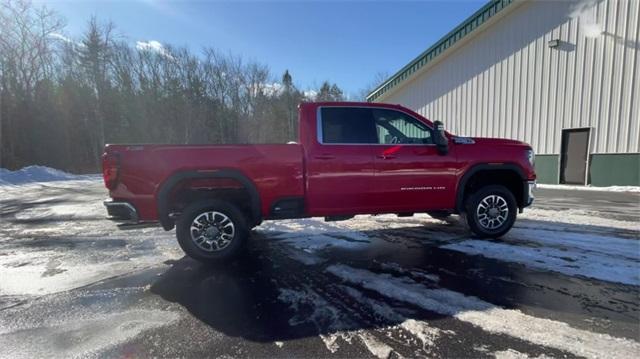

103,102,536,262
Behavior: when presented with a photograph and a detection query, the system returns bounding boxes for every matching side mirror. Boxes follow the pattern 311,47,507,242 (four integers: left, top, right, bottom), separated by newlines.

433,120,449,155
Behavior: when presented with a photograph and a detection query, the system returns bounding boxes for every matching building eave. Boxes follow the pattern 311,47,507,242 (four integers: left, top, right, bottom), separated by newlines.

366,0,520,102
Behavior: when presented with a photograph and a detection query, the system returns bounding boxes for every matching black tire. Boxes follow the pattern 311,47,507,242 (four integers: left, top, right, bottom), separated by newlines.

464,185,517,238
176,199,249,263
426,211,451,220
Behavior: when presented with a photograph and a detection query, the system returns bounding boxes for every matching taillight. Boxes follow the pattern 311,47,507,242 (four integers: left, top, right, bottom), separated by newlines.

102,153,120,190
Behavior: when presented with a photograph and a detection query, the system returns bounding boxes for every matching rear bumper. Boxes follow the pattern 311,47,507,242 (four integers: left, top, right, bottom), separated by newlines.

104,199,139,223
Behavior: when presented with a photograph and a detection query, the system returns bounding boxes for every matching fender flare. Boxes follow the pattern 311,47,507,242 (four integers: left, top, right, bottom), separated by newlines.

156,169,262,230
455,163,526,213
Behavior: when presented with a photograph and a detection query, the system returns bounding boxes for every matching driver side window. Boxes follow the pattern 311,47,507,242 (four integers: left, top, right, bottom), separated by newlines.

373,109,433,145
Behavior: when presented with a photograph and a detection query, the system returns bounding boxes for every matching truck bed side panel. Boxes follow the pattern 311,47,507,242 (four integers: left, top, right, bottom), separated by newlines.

106,144,304,220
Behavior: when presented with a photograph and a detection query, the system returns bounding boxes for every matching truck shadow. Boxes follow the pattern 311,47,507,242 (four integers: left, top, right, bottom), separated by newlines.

150,244,454,343
150,219,639,343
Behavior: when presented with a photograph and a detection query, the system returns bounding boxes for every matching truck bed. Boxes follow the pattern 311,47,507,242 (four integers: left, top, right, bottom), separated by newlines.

105,143,305,220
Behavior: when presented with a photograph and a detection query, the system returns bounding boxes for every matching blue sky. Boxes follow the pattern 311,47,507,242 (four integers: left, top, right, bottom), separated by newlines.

41,0,485,97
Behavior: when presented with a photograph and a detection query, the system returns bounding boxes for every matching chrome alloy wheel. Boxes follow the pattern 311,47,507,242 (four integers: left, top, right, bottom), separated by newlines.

476,194,509,230
190,211,235,252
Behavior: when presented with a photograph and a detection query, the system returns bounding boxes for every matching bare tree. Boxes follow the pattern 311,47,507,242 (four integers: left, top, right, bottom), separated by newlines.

0,0,64,167
357,71,389,101
0,1,348,172
79,17,115,160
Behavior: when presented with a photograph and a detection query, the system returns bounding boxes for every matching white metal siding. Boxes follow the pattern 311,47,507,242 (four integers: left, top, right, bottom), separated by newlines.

378,0,640,155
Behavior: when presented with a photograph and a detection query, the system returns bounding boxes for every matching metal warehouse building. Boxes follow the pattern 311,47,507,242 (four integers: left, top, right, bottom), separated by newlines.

368,0,639,186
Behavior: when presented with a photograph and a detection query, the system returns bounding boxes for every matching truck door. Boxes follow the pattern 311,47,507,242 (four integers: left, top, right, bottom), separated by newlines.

372,108,457,211
306,107,378,216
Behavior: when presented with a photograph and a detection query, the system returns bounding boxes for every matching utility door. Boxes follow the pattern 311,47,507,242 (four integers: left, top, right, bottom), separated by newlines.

560,128,590,185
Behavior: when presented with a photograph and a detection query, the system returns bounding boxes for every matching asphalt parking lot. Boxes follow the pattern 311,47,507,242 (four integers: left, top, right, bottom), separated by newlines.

0,180,638,358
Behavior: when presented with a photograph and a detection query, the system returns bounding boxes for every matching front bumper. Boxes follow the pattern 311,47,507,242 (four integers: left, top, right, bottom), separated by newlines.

104,199,139,223
524,180,536,207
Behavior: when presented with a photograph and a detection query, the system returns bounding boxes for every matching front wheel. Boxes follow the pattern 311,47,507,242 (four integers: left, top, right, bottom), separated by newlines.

465,185,517,238
176,200,249,263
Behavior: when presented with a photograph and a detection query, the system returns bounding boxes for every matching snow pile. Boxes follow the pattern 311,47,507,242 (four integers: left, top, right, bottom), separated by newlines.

0,166,98,185
537,184,640,193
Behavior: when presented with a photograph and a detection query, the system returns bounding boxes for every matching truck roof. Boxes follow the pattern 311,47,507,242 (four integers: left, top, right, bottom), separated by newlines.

302,101,406,109
300,101,432,125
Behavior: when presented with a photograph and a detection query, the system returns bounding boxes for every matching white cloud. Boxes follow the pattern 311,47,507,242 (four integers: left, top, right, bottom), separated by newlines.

48,32,73,43
135,40,172,58
48,32,86,48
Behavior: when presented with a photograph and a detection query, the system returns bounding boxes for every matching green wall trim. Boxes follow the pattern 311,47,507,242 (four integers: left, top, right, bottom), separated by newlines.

535,155,559,184
534,153,640,186
589,153,640,186
367,0,516,102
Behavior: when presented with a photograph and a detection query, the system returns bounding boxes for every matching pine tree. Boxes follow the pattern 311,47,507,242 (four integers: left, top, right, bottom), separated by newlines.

316,81,344,102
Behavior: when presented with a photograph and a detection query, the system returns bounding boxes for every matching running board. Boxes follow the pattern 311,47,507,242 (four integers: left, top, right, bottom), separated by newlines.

324,215,354,222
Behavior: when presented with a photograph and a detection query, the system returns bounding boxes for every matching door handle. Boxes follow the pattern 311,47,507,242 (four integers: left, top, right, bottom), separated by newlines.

314,154,336,160
377,155,396,160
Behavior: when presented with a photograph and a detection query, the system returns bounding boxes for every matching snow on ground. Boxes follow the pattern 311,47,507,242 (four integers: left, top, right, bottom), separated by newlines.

259,218,371,252
0,179,182,296
0,287,181,359
520,207,639,231
493,349,553,359
429,208,640,286
258,213,459,255
277,283,448,358
537,183,640,193
442,224,640,285
326,264,640,358
267,196,639,356
442,238,639,285
0,166,98,186
261,207,639,288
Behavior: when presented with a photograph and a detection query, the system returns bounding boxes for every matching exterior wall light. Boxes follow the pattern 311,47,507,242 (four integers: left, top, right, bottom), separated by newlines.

548,39,560,48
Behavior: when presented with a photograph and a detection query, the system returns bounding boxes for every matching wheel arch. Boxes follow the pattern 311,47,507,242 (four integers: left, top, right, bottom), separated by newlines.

156,169,262,231
455,163,527,213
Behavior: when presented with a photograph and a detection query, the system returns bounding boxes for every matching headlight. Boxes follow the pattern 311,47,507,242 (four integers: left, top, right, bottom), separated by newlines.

526,149,535,166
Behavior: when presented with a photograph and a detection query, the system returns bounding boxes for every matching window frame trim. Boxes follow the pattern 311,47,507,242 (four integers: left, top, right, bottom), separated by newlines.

316,105,436,146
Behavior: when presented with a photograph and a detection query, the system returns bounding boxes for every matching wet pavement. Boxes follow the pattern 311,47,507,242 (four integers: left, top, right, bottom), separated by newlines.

533,187,640,222
0,181,638,358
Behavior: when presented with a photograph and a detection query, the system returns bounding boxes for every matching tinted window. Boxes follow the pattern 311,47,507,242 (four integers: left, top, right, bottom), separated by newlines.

373,109,433,145
320,107,377,144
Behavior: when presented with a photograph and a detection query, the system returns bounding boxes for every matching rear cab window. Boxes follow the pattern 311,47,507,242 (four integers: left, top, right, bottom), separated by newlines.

319,107,377,144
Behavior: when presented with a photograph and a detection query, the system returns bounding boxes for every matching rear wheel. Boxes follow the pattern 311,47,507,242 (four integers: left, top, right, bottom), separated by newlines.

465,185,517,238
176,200,248,263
